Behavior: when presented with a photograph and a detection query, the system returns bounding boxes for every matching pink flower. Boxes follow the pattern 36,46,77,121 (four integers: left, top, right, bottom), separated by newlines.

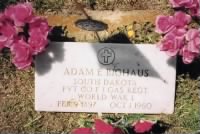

173,11,191,28
171,27,187,37
155,12,191,34
29,17,50,36
155,15,175,34
169,0,200,17
169,0,194,7
0,2,51,70
71,119,124,134
72,128,93,134
28,17,50,55
158,31,185,56
185,29,200,53
180,45,198,64
133,120,154,133
10,37,33,69
28,29,48,55
0,15,16,49
5,3,34,26
190,6,200,16
0,13,5,22
95,119,124,134
156,1,200,64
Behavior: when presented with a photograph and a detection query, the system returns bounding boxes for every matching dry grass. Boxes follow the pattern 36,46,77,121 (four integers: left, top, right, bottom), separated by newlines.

0,52,86,133
32,0,170,14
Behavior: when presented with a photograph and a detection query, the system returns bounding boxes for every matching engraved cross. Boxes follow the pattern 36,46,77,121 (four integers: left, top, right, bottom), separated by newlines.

101,49,112,63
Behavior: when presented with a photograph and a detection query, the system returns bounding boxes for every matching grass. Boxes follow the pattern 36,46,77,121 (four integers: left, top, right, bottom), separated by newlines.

0,51,94,133
30,0,170,15
161,74,200,133
33,0,65,14
115,22,161,44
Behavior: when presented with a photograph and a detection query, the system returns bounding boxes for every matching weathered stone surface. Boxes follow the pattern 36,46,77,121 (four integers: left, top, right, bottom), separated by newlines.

35,42,177,114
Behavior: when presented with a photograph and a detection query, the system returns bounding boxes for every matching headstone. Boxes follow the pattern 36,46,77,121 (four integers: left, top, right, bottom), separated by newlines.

35,42,176,114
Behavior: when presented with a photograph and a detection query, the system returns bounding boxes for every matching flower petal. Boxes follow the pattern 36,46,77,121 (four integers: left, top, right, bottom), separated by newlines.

5,3,34,26
95,119,124,134
71,128,93,134
155,15,175,34
133,120,154,133
10,37,33,70
174,11,191,28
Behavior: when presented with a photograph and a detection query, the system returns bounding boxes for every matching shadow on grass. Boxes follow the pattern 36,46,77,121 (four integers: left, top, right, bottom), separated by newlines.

0,0,18,11
125,120,171,134
151,121,171,134
176,56,200,79
35,26,75,75
48,26,75,42
103,33,133,44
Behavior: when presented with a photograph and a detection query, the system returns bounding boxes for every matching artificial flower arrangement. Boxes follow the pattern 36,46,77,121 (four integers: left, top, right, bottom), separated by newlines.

71,119,155,134
156,0,200,64
0,2,51,70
